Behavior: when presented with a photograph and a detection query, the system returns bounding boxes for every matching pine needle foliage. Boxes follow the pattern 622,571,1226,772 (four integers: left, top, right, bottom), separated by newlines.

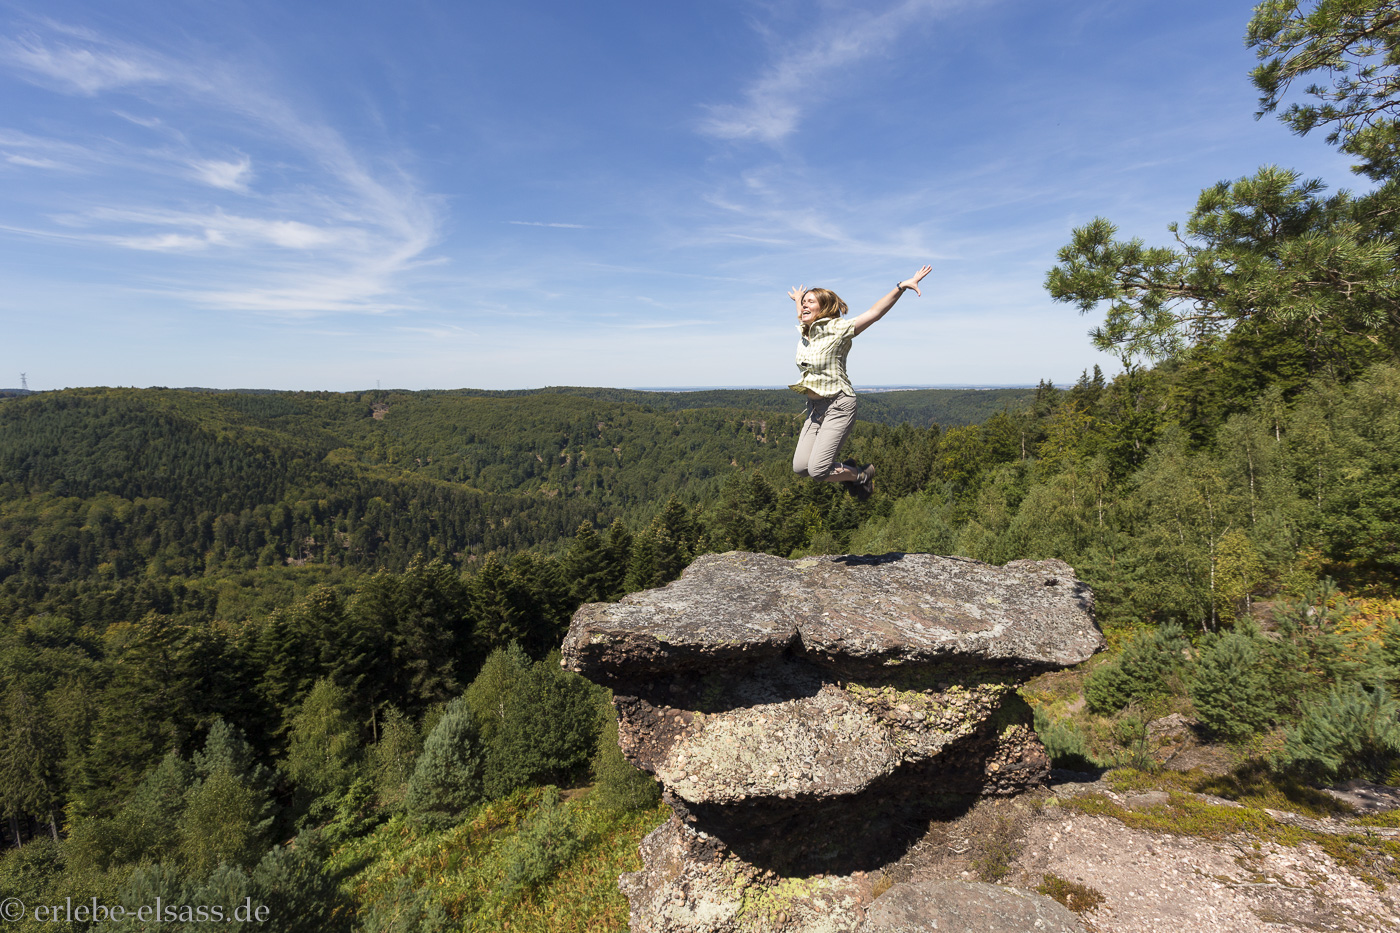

404,698,486,831
589,697,661,812
1084,622,1189,713
1190,627,1274,741
1280,682,1400,782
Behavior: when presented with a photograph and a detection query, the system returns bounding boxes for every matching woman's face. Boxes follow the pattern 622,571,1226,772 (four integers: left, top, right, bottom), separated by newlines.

799,291,821,324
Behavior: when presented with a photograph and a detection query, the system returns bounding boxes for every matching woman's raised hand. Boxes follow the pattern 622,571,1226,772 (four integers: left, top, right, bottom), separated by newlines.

898,266,933,296
788,285,806,306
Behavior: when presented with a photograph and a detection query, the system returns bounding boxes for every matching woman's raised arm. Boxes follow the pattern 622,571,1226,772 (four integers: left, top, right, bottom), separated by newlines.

851,265,932,336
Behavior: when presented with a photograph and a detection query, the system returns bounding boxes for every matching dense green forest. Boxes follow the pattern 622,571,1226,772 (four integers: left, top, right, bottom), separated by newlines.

3,2,1400,930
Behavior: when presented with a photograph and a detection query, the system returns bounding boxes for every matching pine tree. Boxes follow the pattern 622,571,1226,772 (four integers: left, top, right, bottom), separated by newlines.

484,655,604,799
589,695,659,811
602,519,633,599
0,687,63,841
248,829,355,933
283,679,361,822
404,699,486,829
179,719,274,876
1190,628,1272,740
368,707,421,811
464,644,531,748
564,521,611,605
1084,623,1189,713
1281,683,1400,782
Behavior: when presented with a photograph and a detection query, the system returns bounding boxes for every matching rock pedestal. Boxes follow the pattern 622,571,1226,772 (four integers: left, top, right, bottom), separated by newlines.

561,552,1103,933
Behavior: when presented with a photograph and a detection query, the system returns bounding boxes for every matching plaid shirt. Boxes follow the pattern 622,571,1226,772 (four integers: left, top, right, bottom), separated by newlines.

789,316,856,397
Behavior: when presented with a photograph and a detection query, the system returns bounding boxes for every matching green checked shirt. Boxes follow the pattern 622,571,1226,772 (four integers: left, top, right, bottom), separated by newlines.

789,316,856,398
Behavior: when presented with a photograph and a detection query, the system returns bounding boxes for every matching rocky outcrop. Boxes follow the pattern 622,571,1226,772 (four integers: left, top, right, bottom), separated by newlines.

561,551,1103,932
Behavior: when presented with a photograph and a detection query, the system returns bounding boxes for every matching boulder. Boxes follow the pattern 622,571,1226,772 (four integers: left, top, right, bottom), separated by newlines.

562,551,1103,932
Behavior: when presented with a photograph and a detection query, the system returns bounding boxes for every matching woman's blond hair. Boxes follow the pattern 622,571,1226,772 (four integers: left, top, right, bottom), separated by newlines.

802,288,848,333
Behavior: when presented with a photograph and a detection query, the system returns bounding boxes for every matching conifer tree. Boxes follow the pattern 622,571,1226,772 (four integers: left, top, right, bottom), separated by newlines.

1085,623,1189,713
66,751,191,873
368,707,421,811
602,519,633,598
564,520,611,605
1281,682,1400,781
464,644,531,748
624,530,659,593
284,679,361,821
1191,628,1272,740
179,718,274,876
404,698,486,829
484,655,604,799
589,695,660,811
248,829,355,933
0,687,62,841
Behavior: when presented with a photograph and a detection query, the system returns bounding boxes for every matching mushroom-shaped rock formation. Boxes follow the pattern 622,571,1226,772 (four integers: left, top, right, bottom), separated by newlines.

561,551,1103,933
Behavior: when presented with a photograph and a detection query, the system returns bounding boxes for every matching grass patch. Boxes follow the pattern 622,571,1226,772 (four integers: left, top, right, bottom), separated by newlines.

330,786,669,932
1355,809,1400,829
1103,764,1352,819
961,800,1031,883
1036,873,1105,914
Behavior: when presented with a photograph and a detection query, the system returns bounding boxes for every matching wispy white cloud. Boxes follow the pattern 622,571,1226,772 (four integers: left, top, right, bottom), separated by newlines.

190,155,251,192
0,24,440,314
0,32,165,94
5,153,65,169
698,0,973,144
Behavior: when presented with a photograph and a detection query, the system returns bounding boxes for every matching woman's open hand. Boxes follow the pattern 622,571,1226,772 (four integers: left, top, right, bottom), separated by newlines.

898,266,933,296
788,285,806,307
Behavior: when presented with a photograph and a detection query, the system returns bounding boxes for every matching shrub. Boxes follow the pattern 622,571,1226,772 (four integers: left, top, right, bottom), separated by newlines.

1190,628,1272,741
590,697,660,811
1280,683,1400,782
369,707,422,811
404,698,486,829
1084,623,1188,714
483,654,604,799
487,787,589,905
1032,708,1096,771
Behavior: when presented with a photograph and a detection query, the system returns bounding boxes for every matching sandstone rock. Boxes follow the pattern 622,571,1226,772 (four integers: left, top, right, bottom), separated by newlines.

563,552,1101,682
861,881,1085,933
564,551,1103,933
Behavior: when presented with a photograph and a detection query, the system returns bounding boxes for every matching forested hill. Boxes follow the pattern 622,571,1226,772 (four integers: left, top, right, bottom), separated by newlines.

442,385,1035,426
0,387,790,586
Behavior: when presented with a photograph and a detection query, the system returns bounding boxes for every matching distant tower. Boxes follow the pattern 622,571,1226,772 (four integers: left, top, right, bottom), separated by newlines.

19,373,27,392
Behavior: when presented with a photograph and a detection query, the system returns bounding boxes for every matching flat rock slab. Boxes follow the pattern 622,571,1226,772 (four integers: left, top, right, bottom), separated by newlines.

563,552,1101,680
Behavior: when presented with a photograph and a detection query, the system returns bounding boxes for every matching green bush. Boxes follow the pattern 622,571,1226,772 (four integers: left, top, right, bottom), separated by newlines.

1280,683,1400,782
369,707,422,811
483,654,604,799
1084,623,1188,714
1032,708,1097,771
1190,628,1272,741
485,787,589,908
404,698,486,829
590,698,660,811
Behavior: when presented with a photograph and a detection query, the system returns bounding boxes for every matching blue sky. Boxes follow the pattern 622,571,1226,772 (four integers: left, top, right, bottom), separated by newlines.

0,0,1362,392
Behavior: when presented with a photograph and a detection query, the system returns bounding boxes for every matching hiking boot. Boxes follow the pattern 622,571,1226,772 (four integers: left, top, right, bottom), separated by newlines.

852,463,875,500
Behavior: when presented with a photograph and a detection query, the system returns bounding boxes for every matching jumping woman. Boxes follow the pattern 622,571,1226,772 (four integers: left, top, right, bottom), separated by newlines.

788,266,932,499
